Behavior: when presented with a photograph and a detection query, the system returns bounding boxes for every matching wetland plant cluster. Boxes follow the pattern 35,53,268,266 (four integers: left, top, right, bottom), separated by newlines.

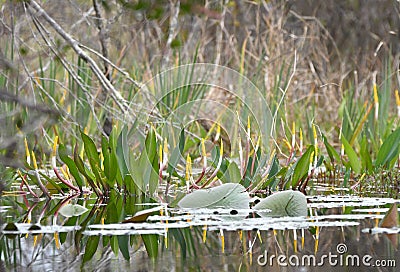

0,0,400,269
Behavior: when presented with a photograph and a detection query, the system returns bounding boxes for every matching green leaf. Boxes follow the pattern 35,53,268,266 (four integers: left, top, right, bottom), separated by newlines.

118,235,130,260
142,234,159,259
375,127,400,168
101,136,115,181
360,135,373,173
58,204,88,217
291,145,314,187
225,161,242,183
116,126,130,178
167,145,182,177
83,235,100,263
267,156,279,179
322,134,340,162
81,130,100,167
254,190,307,217
58,144,84,190
341,135,361,174
177,183,250,209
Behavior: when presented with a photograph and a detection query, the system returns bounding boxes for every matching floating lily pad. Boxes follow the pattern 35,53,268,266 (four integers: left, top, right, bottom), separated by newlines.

59,204,88,217
178,183,250,209
254,190,307,217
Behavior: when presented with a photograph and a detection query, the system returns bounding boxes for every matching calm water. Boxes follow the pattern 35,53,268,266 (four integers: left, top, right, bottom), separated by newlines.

1,188,399,271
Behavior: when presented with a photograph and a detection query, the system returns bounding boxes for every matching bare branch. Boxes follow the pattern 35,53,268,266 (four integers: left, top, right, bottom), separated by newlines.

26,0,132,119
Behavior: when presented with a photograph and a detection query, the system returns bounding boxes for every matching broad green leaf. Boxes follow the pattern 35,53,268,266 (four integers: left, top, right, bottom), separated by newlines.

167,145,182,177
142,234,158,259
101,136,117,182
59,204,88,217
39,172,64,193
58,144,84,190
322,134,340,162
220,160,241,184
375,127,400,168
177,183,250,209
81,130,100,167
118,235,130,260
170,229,187,259
116,126,130,177
254,190,307,217
340,135,361,174
360,135,373,173
83,235,100,263
291,145,314,187
74,144,95,180
267,156,279,179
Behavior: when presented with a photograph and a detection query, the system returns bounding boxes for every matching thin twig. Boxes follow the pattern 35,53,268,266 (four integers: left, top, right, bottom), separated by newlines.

26,0,132,119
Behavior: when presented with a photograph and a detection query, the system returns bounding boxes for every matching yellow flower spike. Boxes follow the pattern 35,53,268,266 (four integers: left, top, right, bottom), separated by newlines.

299,128,303,152
31,151,38,170
101,217,105,225
283,139,292,151
373,84,379,120
375,212,380,228
24,138,31,165
373,84,379,104
163,138,168,155
293,229,297,253
220,140,224,156
292,122,296,148
312,124,318,161
202,225,207,243
220,229,225,254
33,235,38,247
54,232,60,249
51,136,58,168
314,226,319,254
201,138,206,157
247,116,251,135
185,154,192,185
255,136,261,152
52,136,58,157
312,124,317,140
239,230,243,241
396,90,400,117
214,123,221,142
249,240,253,265
257,230,262,243
159,144,163,165
301,229,305,249
309,151,315,175
164,206,169,248
60,167,70,181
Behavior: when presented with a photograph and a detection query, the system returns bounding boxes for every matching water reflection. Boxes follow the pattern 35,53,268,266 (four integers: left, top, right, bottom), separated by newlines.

1,193,399,271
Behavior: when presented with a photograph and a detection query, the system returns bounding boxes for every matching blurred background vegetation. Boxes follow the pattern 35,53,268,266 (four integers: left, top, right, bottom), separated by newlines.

0,0,399,188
